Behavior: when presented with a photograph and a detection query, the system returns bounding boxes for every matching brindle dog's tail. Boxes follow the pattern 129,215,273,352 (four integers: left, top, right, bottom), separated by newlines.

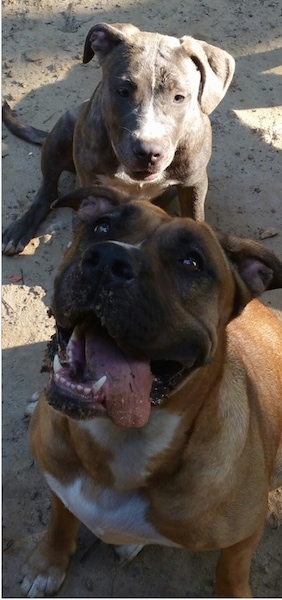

2,100,48,145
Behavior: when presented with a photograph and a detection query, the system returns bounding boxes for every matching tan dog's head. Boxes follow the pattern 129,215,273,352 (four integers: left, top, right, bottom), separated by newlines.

81,23,235,181
48,188,282,428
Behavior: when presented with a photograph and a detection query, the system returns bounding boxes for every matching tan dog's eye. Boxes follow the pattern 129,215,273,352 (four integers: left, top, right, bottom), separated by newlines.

94,222,109,234
182,256,200,271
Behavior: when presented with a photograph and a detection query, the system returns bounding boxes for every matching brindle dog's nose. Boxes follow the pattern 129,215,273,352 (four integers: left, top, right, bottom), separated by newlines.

133,139,164,165
82,241,141,284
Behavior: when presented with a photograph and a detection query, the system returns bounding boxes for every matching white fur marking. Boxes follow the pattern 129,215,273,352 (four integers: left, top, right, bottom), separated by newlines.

44,410,182,546
81,410,181,489
97,172,180,196
137,37,167,140
140,103,167,140
45,473,180,547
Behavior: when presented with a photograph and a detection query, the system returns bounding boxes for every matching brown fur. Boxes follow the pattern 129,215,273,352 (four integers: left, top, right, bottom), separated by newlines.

21,196,282,597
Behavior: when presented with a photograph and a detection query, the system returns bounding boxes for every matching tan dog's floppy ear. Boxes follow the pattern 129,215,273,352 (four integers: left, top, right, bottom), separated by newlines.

218,232,282,303
52,186,127,222
83,22,140,64
180,36,235,114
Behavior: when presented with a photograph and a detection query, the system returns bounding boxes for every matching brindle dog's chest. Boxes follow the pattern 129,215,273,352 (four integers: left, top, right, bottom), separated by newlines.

96,173,178,201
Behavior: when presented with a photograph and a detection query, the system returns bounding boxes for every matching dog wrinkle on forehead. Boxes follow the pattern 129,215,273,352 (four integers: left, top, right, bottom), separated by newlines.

129,32,179,57
114,202,168,231
131,61,185,92
157,221,205,248
115,36,180,80
156,40,199,73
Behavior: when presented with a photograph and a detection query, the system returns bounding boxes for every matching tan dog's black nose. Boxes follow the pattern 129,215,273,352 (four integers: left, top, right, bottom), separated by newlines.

82,241,141,284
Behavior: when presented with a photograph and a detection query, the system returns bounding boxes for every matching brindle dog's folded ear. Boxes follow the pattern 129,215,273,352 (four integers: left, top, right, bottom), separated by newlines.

218,231,282,313
52,186,128,223
83,22,140,64
179,37,235,114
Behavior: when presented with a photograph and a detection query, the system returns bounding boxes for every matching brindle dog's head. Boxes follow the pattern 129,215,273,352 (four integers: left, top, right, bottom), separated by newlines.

82,23,235,181
47,187,282,428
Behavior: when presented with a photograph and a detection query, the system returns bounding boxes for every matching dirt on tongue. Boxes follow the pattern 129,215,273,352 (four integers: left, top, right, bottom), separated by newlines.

85,330,153,428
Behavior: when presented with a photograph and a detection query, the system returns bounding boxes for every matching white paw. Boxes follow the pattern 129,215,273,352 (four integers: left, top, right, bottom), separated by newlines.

21,567,65,598
114,543,144,566
24,391,40,417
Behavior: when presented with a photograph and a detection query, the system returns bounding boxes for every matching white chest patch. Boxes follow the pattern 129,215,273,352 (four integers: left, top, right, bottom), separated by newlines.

45,473,179,548
81,409,182,489
96,172,179,200
45,409,181,547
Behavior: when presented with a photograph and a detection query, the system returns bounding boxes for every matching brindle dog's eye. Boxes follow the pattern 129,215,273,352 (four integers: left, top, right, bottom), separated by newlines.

118,88,130,98
94,222,109,234
182,256,200,271
174,94,185,103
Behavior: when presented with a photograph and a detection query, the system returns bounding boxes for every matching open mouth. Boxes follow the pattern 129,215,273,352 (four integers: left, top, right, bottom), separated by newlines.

46,322,188,428
127,169,161,182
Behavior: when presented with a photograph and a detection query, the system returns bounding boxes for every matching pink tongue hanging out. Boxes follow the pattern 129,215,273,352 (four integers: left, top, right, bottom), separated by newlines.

84,329,153,428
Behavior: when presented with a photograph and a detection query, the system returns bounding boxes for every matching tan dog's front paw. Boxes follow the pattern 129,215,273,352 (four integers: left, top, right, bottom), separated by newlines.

20,537,68,597
21,494,79,597
21,566,65,598
24,391,41,418
114,543,144,566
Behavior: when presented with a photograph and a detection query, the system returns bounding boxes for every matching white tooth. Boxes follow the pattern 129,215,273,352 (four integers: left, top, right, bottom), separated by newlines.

71,384,76,390
67,349,73,362
84,387,91,395
53,354,62,374
93,375,107,393
77,385,83,392
70,327,81,342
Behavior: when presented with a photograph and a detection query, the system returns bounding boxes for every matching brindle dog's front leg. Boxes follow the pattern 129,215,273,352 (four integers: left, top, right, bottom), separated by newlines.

21,492,79,598
177,173,208,221
3,109,77,255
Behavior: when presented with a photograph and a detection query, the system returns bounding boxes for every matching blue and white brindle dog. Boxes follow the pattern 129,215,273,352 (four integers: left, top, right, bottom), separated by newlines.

3,23,234,254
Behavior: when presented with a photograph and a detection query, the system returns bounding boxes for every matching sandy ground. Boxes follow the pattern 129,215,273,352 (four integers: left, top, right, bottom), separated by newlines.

2,0,282,597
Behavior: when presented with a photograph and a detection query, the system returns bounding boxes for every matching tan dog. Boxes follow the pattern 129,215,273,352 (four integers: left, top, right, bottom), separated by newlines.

21,190,282,597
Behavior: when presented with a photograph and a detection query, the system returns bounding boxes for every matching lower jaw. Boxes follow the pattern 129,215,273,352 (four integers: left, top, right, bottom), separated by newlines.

127,171,161,182
46,379,107,421
46,363,190,420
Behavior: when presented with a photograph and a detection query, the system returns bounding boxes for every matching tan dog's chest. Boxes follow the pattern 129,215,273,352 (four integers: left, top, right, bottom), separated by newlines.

37,394,269,553
42,409,183,547
44,472,179,547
